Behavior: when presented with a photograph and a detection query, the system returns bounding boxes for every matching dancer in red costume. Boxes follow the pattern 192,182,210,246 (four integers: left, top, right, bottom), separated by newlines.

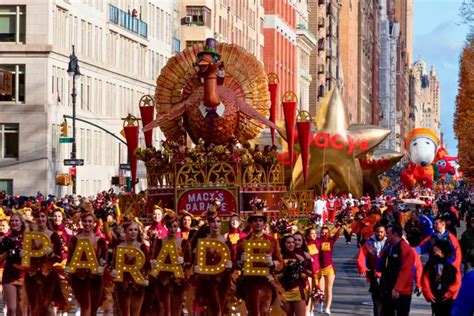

225,213,247,262
112,219,149,316
67,211,107,316
236,200,283,316
316,225,342,315
50,208,71,260
0,213,28,316
24,207,65,316
180,211,197,241
192,208,233,316
142,205,168,316
278,234,313,316
144,206,168,246
151,212,192,316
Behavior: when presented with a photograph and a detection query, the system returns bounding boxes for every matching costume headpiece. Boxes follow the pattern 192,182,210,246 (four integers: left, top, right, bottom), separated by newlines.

248,198,268,222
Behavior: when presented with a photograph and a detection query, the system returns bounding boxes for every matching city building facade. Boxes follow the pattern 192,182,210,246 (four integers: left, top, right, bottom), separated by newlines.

409,61,441,137
379,0,400,150
295,0,317,112
262,0,297,120
308,0,341,118
0,0,175,195
339,0,359,123
179,0,265,61
390,0,413,153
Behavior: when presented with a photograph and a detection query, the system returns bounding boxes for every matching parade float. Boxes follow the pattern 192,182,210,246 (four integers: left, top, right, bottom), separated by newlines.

120,38,401,218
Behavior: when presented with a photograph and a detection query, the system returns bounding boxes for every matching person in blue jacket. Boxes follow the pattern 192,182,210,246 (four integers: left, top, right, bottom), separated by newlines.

451,270,474,316
418,207,434,239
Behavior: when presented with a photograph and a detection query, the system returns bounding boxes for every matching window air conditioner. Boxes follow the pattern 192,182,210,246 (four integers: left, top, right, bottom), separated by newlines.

184,16,193,24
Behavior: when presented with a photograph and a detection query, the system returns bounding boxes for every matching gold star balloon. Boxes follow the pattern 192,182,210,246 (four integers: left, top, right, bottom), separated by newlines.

359,149,404,195
291,88,390,197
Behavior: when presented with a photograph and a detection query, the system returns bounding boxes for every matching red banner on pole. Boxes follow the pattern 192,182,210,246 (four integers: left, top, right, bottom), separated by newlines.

282,91,298,167
267,73,279,145
123,115,139,192
139,95,155,147
297,120,312,184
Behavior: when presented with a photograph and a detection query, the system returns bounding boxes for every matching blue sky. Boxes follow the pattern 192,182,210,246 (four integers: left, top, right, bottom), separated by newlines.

413,0,470,155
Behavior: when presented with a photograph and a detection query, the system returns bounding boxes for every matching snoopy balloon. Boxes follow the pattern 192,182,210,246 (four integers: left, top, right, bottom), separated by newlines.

401,128,439,189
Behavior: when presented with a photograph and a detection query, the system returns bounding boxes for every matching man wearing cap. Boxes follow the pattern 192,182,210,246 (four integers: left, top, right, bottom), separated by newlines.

236,204,283,315
415,215,462,271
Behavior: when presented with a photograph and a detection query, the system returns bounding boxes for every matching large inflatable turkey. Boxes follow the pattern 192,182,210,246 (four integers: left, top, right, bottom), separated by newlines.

143,38,277,145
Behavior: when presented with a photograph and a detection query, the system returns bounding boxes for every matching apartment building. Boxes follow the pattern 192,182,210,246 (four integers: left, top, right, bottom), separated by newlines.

0,0,176,195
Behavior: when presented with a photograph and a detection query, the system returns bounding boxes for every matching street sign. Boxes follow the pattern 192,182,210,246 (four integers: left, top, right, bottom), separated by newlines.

119,163,131,170
59,137,74,143
64,159,84,166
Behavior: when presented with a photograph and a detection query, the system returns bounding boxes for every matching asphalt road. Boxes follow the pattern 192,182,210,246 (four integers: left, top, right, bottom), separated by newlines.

329,240,433,316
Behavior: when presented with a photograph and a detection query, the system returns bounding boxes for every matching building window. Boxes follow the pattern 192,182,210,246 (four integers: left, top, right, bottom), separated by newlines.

0,179,13,195
186,40,203,49
186,6,211,27
0,5,25,43
0,123,19,159
0,65,25,103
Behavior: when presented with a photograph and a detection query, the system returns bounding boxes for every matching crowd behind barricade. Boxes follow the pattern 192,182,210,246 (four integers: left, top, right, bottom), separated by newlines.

0,187,472,316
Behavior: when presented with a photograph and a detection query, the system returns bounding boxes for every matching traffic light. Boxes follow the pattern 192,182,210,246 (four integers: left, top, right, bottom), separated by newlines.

60,120,68,137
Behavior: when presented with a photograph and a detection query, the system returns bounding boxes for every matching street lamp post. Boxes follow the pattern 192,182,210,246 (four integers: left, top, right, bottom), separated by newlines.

67,45,81,194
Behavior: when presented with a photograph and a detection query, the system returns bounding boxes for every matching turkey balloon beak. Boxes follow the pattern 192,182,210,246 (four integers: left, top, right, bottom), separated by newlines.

196,59,210,75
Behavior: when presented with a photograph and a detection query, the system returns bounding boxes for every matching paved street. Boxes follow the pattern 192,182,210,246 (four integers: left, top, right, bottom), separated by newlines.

330,240,432,316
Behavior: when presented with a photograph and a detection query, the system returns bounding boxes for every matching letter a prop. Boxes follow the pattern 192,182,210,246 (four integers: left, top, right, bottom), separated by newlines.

114,246,147,285
67,238,99,274
150,239,184,278
196,239,230,275
21,232,52,268
243,240,271,276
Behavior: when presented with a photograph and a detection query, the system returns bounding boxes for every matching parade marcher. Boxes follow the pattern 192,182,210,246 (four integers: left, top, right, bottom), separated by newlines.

141,205,168,316
224,212,247,262
316,225,342,315
237,199,283,316
293,231,313,315
144,205,168,247
66,211,107,316
380,224,415,316
451,270,474,316
24,207,65,316
357,223,387,316
421,239,461,316
460,217,474,272
192,208,233,315
277,234,313,316
416,215,462,271
179,211,197,241
0,213,28,316
313,196,327,227
327,194,338,223
151,211,192,316
112,219,149,316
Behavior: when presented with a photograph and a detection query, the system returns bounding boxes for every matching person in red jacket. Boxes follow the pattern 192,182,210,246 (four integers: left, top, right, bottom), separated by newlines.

380,224,415,316
357,223,387,316
421,239,461,316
